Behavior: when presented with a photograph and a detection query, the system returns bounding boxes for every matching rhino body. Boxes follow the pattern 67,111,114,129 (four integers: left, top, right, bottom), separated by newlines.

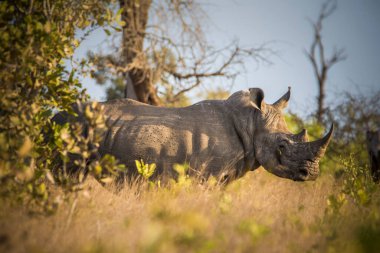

99,95,259,181
53,88,333,183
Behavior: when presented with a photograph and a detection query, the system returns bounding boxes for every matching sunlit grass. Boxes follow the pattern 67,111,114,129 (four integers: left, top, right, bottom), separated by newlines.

0,169,336,252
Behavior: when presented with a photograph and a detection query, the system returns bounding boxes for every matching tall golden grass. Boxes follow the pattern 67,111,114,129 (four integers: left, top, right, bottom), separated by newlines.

0,167,378,253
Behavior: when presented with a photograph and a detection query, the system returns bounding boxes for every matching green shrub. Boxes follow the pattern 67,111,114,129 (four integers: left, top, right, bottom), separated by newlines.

0,0,122,211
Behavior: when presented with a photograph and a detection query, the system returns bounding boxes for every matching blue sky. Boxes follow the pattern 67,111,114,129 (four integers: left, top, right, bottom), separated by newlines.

75,0,380,116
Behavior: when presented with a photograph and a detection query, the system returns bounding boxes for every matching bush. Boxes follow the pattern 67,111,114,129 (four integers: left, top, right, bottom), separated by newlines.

0,0,122,211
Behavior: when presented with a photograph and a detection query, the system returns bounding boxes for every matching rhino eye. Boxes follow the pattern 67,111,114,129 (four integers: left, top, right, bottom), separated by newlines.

276,144,286,164
279,140,288,149
277,140,289,156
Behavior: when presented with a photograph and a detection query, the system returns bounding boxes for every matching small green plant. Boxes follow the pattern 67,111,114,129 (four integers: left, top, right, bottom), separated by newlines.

340,154,376,206
173,163,192,187
237,219,269,244
314,153,380,253
135,159,157,180
326,193,346,216
324,154,376,218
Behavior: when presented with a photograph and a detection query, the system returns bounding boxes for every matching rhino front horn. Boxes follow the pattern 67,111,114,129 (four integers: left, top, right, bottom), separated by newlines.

273,86,291,110
310,124,334,157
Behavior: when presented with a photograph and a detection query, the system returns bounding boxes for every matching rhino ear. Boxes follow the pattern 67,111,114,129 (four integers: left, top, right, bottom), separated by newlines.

249,88,264,111
273,86,291,110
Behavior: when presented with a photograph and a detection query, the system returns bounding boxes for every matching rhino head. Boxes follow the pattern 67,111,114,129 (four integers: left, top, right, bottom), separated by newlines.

235,87,333,181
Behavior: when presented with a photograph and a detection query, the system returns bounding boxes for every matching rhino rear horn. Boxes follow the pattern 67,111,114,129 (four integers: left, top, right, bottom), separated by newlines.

293,129,309,142
273,87,291,110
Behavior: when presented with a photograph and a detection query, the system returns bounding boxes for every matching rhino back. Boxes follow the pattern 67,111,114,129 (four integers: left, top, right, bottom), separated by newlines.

99,99,245,179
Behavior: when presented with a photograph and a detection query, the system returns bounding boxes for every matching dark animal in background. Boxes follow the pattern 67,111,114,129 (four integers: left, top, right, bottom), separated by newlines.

366,129,380,183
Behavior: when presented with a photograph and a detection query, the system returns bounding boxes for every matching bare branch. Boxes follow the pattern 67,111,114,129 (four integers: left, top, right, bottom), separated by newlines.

88,0,272,105
305,0,346,123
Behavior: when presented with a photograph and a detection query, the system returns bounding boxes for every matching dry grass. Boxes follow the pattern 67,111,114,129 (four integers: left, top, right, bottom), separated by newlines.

0,168,377,253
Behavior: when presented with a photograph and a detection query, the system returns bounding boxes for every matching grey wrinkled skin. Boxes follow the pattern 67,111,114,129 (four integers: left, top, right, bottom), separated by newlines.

53,88,333,183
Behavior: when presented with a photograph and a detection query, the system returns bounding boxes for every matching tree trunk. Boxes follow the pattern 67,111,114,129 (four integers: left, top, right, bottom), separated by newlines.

119,0,161,105
306,1,346,124
316,73,326,123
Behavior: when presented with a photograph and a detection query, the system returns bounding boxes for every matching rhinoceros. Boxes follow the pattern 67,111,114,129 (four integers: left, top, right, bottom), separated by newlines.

366,129,380,183
53,88,333,183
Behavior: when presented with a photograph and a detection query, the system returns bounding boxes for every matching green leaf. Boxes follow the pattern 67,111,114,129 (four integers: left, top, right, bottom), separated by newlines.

135,159,143,174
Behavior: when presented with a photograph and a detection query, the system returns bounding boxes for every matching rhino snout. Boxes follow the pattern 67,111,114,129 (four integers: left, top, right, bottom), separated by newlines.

293,168,318,181
297,168,309,180
292,160,320,181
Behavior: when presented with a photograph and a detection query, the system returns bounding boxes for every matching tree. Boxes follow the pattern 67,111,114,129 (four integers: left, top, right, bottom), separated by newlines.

306,0,347,123
89,0,270,105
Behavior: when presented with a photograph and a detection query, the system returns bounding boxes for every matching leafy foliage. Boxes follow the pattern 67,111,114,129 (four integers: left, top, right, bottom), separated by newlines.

339,155,376,206
326,91,380,165
0,0,123,210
